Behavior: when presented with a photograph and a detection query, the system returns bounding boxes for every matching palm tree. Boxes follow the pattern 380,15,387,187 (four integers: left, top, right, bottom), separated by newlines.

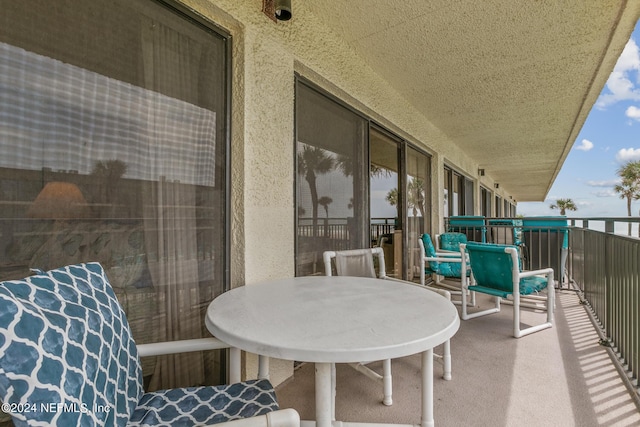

407,178,426,217
385,179,426,217
318,196,333,218
297,145,335,236
614,160,640,236
335,154,353,178
549,198,577,216
385,188,398,207
318,196,333,237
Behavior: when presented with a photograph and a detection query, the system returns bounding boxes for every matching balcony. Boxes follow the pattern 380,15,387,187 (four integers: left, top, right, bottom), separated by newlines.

283,217,640,426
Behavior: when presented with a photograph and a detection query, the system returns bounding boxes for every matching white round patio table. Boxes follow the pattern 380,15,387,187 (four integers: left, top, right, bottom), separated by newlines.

206,275,460,427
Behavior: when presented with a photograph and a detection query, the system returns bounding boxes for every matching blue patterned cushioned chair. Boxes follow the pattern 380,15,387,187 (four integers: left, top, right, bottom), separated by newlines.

460,242,555,338
0,262,300,427
419,233,474,306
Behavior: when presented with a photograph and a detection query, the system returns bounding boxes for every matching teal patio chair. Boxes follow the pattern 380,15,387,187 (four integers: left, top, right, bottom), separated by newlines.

419,233,475,306
460,242,555,338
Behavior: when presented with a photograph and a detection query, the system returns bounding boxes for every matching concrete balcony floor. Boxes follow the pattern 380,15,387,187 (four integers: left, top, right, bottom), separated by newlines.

276,287,640,427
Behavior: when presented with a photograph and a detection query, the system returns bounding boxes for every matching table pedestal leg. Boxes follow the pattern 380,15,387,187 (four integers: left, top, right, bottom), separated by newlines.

421,349,434,427
316,362,332,427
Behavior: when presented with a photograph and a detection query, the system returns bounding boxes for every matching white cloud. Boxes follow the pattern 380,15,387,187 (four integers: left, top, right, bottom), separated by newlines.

574,139,594,151
587,179,620,187
626,105,640,121
616,147,640,163
616,37,640,72
586,180,620,197
592,189,617,197
596,38,640,108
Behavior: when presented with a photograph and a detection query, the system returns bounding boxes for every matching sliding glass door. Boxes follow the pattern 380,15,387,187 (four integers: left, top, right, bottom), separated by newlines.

295,80,368,276
406,146,431,280
0,0,230,393
295,78,433,281
369,127,401,277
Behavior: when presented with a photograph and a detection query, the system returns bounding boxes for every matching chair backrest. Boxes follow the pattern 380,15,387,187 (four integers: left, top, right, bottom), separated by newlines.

420,233,437,258
0,263,143,426
463,242,520,293
437,232,468,252
323,247,386,278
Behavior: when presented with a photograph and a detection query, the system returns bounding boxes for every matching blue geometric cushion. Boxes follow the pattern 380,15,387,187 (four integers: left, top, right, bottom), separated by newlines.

0,263,143,427
128,379,279,427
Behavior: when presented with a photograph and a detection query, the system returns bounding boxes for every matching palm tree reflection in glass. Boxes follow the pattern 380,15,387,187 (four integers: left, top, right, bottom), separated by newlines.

297,145,335,236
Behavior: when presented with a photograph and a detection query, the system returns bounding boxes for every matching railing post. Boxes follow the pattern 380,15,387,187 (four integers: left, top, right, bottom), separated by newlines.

605,220,614,234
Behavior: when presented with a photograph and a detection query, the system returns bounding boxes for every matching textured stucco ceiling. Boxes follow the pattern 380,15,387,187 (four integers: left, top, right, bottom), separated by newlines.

304,0,640,201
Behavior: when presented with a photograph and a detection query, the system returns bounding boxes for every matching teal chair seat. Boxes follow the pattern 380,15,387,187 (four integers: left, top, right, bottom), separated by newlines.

426,261,463,277
470,276,548,299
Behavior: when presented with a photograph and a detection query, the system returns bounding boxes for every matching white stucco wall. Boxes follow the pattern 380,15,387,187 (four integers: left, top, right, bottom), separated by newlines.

180,0,492,386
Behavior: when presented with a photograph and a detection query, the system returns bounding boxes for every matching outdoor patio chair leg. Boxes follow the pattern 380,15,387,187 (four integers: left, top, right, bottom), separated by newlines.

330,363,336,421
513,279,555,338
382,358,392,406
443,339,452,381
461,288,501,321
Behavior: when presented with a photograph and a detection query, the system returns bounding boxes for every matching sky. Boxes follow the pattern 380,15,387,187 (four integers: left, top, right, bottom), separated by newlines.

518,20,640,219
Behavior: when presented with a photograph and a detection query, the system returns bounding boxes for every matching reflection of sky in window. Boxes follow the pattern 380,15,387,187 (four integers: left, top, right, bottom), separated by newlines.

0,42,216,186
370,175,397,218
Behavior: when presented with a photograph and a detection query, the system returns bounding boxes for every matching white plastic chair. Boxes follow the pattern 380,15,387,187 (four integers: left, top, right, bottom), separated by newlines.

322,247,453,407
